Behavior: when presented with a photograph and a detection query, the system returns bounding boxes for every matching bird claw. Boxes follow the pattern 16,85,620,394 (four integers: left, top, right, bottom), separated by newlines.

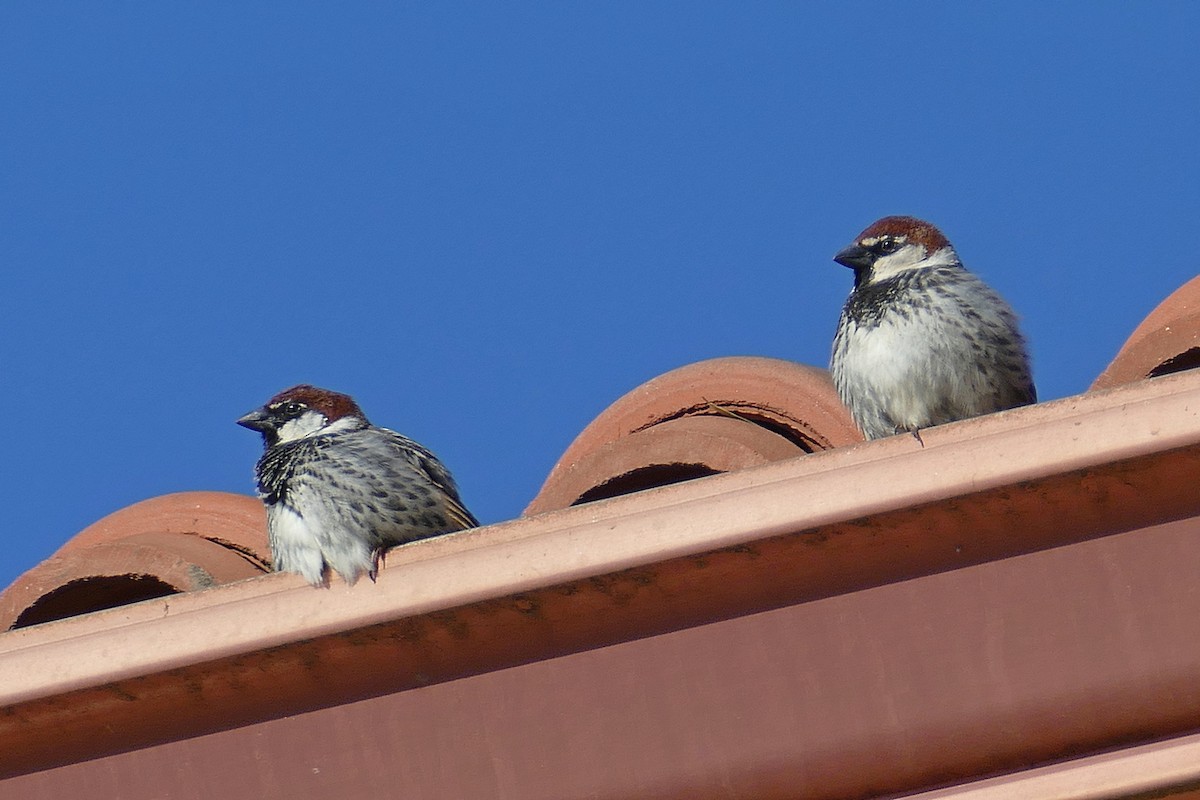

368,548,386,583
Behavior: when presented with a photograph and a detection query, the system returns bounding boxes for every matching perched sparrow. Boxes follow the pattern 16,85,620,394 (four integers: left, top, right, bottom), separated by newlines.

830,216,1036,441
238,384,478,586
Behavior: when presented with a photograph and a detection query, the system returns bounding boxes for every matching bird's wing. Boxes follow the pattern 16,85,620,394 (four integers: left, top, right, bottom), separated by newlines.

379,429,481,529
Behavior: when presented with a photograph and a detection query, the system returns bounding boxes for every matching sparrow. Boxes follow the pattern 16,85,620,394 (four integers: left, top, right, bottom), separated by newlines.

830,215,1036,441
238,384,479,586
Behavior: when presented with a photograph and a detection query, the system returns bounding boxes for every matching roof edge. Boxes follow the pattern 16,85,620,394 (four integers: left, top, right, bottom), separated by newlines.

1,372,1199,777
900,729,1200,799
3,371,1200,693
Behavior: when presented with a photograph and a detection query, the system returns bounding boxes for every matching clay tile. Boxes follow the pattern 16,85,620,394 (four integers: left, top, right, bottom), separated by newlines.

0,492,269,630
1092,276,1200,391
526,357,861,515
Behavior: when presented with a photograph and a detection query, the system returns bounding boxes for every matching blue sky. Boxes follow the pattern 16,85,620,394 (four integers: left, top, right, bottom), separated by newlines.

2,4,1197,590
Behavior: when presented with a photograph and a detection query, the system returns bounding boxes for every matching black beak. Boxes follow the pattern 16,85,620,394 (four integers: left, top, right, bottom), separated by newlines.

237,408,273,433
834,243,874,272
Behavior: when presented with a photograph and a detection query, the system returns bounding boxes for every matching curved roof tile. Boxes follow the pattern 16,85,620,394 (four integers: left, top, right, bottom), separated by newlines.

0,492,268,630
526,357,861,514
1093,275,1200,390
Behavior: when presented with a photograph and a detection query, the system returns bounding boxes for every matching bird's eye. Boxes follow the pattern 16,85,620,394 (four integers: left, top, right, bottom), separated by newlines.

273,401,305,417
877,237,900,254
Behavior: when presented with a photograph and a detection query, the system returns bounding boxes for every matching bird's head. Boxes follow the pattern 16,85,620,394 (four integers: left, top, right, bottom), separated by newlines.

237,384,368,447
834,216,958,287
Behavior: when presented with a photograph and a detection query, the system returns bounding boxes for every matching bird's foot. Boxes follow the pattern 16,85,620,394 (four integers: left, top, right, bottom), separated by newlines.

368,548,387,583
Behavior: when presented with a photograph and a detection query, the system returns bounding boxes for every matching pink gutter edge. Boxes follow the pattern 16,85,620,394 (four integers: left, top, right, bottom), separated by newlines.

899,729,1200,799
0,367,1198,709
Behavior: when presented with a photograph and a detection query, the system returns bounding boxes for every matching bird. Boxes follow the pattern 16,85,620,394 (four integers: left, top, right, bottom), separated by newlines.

830,215,1036,442
237,384,479,586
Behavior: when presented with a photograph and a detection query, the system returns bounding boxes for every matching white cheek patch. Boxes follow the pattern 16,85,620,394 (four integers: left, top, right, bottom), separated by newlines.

871,245,959,283
274,411,329,444
321,416,363,435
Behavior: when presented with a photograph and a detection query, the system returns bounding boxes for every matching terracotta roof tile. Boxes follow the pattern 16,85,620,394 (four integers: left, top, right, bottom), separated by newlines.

1093,274,1200,390
527,356,861,514
0,493,268,630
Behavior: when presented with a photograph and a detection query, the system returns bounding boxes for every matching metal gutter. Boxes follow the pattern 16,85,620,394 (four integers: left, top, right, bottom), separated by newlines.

2,371,1200,793
899,731,1200,799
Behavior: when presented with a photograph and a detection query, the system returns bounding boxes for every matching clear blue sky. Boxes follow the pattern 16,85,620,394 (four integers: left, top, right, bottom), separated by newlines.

2,4,1197,590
